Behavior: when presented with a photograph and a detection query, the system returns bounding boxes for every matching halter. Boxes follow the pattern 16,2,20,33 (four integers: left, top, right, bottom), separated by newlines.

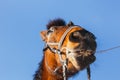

43,26,91,80
44,26,78,80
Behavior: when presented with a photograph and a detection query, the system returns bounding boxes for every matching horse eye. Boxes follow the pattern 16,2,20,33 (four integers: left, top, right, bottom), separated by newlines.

47,27,55,35
49,27,55,32
47,30,53,35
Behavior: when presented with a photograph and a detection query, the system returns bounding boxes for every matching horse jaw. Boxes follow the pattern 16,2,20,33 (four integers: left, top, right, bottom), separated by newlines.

68,56,80,70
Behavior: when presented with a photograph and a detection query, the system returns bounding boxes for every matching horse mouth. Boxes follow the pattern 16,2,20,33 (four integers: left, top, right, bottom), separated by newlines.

76,54,95,69
66,51,95,77
67,50,96,71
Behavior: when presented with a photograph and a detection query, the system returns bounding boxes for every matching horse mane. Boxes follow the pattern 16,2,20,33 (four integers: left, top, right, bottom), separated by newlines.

46,18,66,29
33,59,44,80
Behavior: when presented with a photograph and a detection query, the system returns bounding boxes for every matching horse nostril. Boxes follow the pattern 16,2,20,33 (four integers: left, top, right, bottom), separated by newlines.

69,31,81,42
72,31,80,38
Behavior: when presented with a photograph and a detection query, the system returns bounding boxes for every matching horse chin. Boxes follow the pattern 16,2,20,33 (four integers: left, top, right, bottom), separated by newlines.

67,52,96,76
75,54,96,70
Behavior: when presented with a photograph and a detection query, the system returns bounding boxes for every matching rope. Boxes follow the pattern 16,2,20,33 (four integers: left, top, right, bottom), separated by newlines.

87,66,91,80
96,45,120,53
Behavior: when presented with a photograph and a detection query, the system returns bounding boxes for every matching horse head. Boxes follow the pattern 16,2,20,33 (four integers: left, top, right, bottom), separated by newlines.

39,18,97,79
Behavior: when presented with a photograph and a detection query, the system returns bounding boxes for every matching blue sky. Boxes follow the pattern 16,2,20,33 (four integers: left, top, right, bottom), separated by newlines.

0,0,120,80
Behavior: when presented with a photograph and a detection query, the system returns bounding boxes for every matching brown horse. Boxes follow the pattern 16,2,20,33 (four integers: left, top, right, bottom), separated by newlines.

34,19,97,80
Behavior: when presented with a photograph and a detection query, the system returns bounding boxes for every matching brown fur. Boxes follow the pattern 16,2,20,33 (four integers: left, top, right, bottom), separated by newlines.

34,19,97,80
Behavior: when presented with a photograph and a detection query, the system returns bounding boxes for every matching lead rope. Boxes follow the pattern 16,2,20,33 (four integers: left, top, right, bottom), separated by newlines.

86,45,120,80
96,45,120,53
87,66,91,80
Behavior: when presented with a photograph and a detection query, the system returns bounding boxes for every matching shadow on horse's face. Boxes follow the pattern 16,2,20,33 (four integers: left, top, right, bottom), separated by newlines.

40,25,97,76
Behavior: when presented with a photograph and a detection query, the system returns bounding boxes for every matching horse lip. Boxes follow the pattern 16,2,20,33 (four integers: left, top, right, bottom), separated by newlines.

76,54,96,63
74,51,95,58
67,49,95,58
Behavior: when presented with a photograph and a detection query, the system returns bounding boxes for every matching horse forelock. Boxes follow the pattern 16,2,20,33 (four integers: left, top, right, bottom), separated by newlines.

46,18,66,29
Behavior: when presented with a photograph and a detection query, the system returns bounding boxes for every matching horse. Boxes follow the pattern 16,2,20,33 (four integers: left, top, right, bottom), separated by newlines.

34,18,97,80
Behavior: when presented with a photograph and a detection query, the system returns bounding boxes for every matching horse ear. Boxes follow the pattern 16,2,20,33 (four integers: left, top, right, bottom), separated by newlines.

40,31,47,42
67,21,74,26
